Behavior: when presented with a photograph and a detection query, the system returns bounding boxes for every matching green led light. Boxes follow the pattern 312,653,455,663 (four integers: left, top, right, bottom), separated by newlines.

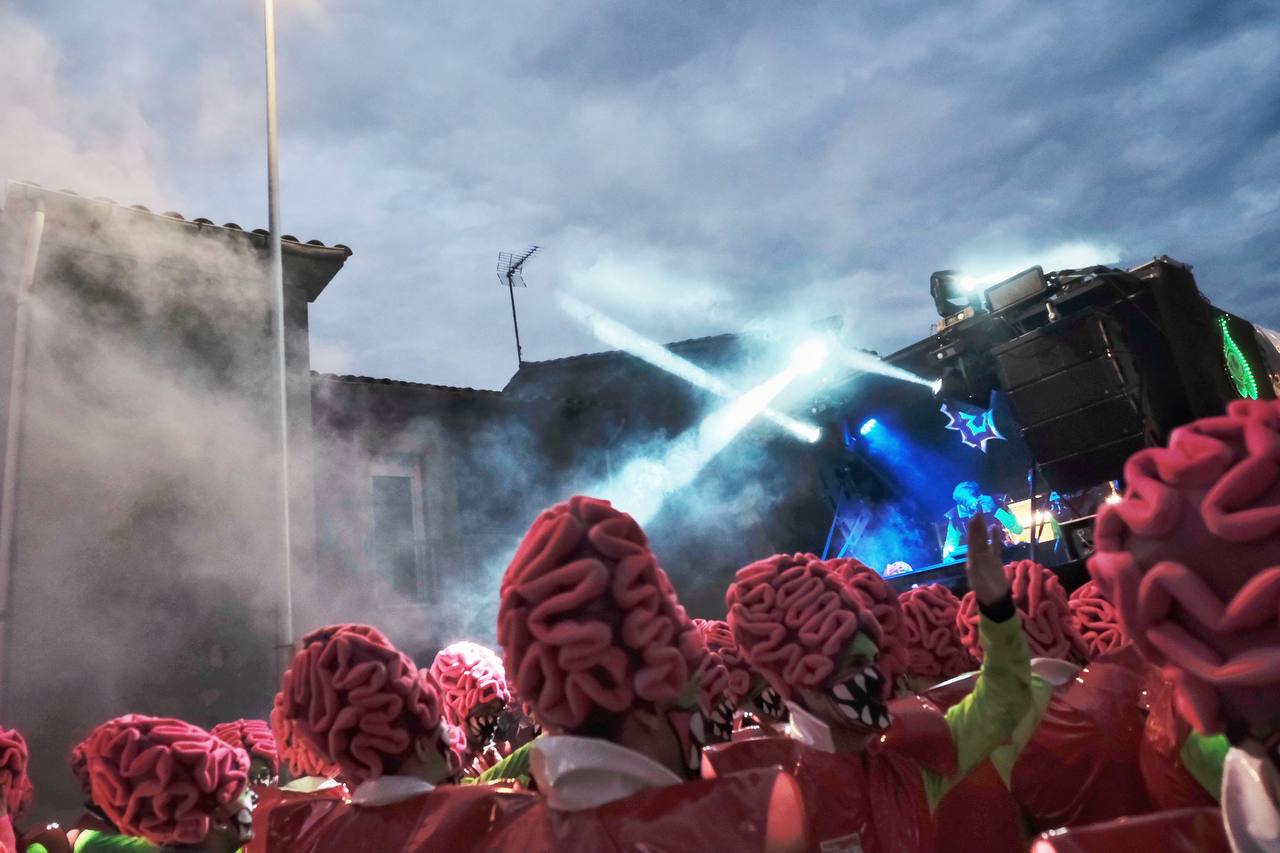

1219,315,1259,400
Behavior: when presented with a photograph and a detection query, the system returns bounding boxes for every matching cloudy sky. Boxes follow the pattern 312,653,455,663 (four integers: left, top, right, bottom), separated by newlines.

4,0,1278,389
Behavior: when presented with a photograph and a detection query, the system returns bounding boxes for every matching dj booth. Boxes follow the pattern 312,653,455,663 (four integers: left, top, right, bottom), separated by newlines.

814,256,1278,587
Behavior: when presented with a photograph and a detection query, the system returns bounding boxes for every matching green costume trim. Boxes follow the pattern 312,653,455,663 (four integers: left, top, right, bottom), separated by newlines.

924,613,1034,811
75,829,158,851
472,739,536,787
1180,731,1229,802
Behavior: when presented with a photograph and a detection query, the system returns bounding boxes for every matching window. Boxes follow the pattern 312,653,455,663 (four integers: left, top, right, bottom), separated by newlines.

370,457,430,599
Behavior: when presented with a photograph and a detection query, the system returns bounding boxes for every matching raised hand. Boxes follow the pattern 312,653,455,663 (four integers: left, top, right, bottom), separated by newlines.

965,512,1010,607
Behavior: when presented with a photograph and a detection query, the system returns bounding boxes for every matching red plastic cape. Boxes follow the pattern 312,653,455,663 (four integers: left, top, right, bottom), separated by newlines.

1139,676,1218,811
702,696,954,853
480,767,807,853
1029,806,1229,853
265,784,538,853
245,782,345,853
1011,647,1152,830
0,816,13,853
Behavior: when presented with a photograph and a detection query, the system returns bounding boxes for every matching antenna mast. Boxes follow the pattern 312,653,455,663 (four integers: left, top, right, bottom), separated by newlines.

497,245,540,367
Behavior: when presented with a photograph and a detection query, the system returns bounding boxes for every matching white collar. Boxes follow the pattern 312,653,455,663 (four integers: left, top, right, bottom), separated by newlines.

280,776,341,794
927,657,1079,694
784,700,837,754
350,775,434,807
1222,747,1280,853
530,735,683,811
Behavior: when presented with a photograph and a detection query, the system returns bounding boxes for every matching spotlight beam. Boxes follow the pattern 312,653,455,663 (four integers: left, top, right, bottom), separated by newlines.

598,358,811,526
835,347,936,389
559,293,822,442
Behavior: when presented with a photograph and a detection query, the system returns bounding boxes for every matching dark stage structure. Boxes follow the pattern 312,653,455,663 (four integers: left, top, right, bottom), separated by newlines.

812,257,1279,593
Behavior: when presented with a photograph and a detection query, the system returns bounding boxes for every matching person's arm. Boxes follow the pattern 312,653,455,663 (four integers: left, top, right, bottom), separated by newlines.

994,506,1022,535
1180,731,1229,802
923,514,1033,811
471,739,536,787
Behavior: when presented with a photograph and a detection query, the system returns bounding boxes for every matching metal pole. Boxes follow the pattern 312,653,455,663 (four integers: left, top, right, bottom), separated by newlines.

1028,462,1038,563
0,203,45,717
507,274,523,366
264,0,294,670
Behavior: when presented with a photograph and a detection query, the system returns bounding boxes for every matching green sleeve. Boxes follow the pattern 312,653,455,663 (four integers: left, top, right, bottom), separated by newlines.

995,507,1023,535
473,740,535,786
1180,731,1229,802
75,830,158,852
27,845,48,853
923,613,1033,811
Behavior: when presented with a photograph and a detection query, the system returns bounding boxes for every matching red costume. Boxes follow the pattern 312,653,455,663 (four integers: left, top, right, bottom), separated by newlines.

82,714,253,849
271,623,532,851
490,496,808,853
1089,398,1280,850
723,552,1033,853
1029,806,1230,852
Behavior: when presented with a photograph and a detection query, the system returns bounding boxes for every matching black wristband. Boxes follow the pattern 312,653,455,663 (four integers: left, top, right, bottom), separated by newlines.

979,591,1016,623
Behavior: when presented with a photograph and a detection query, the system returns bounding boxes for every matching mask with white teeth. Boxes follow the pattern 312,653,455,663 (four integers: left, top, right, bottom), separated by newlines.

825,632,893,732
467,710,500,747
707,699,736,744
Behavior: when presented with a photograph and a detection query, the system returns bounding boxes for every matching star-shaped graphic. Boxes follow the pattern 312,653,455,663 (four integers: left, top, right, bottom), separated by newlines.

940,398,1005,453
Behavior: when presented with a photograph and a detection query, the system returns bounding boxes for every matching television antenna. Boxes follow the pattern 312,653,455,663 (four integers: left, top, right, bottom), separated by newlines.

497,245,540,367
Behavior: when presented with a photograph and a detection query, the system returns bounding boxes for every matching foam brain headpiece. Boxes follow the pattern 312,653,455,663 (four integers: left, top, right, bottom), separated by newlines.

957,560,1088,662
1090,398,1280,736
693,619,752,709
832,558,910,686
898,584,977,679
726,553,883,701
498,496,708,734
280,623,445,786
84,715,249,845
1068,581,1129,659
210,720,278,778
269,691,342,781
429,641,512,730
0,726,32,819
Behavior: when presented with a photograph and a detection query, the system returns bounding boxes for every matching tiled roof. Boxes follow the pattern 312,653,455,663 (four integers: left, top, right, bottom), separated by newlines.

312,372,502,396
6,181,352,256
517,332,739,369
312,371,598,408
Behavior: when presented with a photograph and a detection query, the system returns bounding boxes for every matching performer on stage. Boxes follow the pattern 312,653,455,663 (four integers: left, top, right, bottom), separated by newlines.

942,481,1022,558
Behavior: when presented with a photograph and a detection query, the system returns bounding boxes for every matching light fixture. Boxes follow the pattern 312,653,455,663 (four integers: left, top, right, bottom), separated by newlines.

859,418,878,437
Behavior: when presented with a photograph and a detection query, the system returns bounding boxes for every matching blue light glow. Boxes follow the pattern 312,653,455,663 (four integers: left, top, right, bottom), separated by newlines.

859,418,878,436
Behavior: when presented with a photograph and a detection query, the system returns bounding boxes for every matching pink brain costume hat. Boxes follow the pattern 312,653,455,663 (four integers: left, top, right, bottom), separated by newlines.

270,690,342,780
832,558,910,687
429,641,512,733
898,584,977,680
0,726,32,819
1068,581,1129,659
693,619,752,710
958,560,1087,663
1090,398,1280,736
84,715,250,846
210,719,279,777
726,553,885,704
280,623,447,786
497,496,709,735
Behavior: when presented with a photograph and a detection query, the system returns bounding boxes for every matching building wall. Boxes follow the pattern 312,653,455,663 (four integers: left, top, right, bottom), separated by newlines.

0,184,344,817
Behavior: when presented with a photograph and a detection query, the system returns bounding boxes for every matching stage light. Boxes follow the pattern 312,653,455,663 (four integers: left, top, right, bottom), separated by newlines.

834,346,937,390
559,293,823,443
598,357,814,525
930,378,943,395
1104,480,1123,505
859,418,878,437
790,338,830,374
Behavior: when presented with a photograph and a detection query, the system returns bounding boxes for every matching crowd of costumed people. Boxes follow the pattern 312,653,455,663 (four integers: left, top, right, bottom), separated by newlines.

0,398,1277,852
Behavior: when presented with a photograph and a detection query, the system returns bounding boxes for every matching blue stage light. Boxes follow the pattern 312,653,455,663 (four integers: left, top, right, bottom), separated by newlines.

859,418,878,437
